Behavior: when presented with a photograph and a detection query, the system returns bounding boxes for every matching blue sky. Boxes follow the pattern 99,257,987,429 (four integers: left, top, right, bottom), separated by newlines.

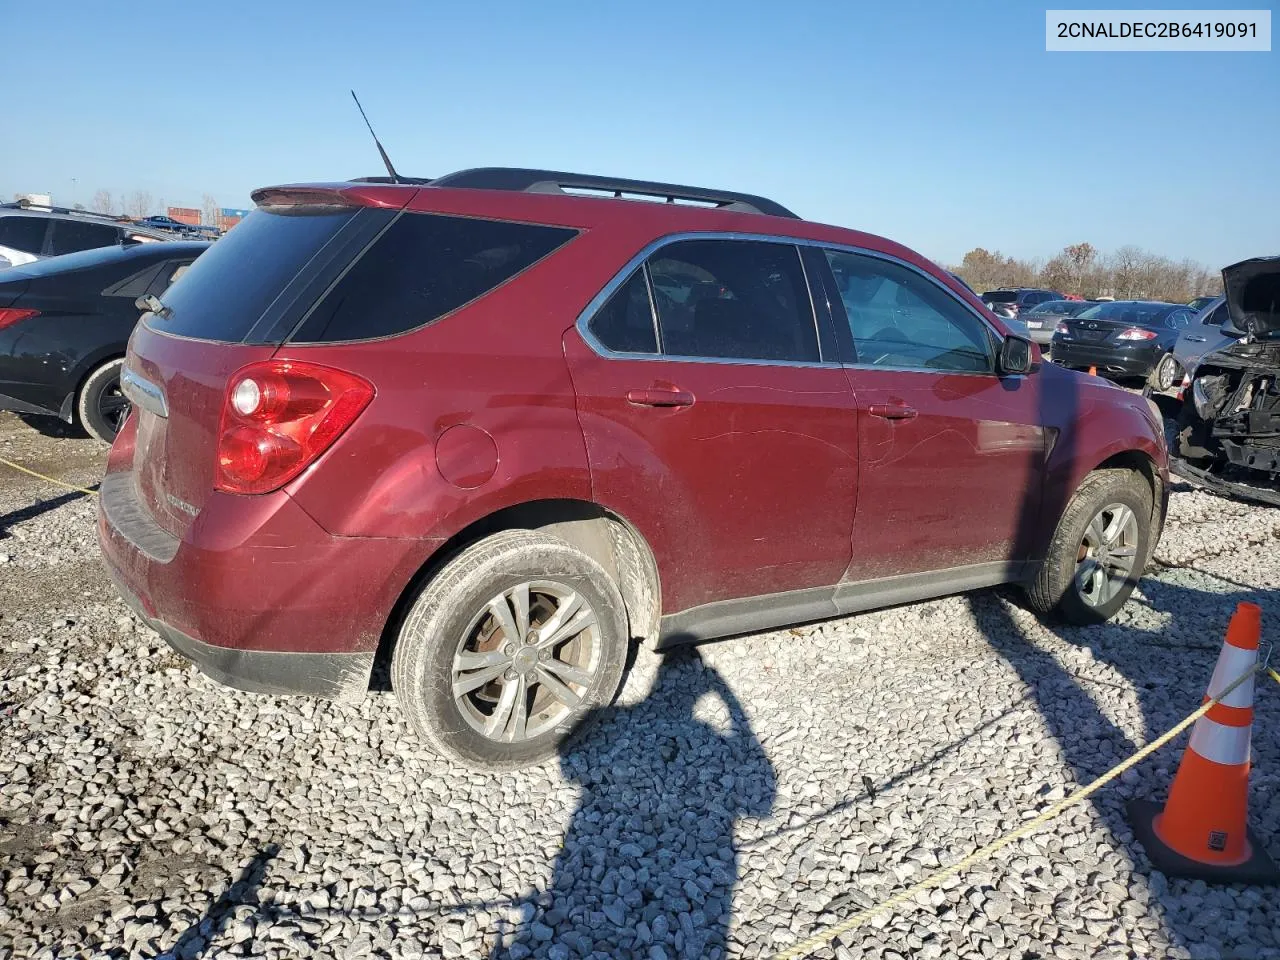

6,1,1276,268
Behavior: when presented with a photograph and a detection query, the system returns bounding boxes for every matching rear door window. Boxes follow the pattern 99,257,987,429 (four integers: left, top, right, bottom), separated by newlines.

0,216,50,255
291,213,578,342
646,239,819,362
48,219,122,255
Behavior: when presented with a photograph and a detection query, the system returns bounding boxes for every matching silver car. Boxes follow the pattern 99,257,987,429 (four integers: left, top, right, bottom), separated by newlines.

1159,296,1233,390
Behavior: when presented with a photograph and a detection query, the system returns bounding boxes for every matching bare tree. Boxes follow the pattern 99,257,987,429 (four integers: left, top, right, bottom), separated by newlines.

90,189,114,215
201,194,220,227
124,190,153,219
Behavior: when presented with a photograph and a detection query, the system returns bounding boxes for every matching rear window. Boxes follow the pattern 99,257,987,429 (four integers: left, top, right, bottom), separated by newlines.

156,207,359,342
291,212,578,342
982,291,1017,303
1076,302,1171,326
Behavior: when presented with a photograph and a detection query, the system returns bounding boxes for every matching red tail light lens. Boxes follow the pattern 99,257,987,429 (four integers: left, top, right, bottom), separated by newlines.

0,308,40,331
1055,322,1070,335
1116,327,1158,341
215,360,374,495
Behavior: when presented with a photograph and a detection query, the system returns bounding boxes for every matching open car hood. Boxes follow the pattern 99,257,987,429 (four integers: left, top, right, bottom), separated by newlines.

1223,256,1280,339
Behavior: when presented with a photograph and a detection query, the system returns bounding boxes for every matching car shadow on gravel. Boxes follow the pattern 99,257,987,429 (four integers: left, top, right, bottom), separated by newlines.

492,649,775,959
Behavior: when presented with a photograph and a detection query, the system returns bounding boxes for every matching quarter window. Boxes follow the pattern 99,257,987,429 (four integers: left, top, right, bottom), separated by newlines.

292,213,578,342
646,240,818,362
825,250,994,373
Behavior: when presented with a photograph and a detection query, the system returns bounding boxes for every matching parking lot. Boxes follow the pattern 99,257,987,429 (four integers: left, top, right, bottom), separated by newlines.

1,407,1279,960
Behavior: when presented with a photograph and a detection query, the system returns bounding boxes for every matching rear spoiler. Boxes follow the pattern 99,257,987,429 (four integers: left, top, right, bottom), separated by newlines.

249,183,418,210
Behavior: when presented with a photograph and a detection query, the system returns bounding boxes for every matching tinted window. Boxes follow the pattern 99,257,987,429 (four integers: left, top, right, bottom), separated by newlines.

0,216,49,254
157,207,358,342
48,219,121,255
647,240,817,362
826,250,994,373
294,213,577,342
1205,302,1228,326
102,262,165,298
1165,309,1192,329
589,270,658,354
1076,302,1173,327
982,290,1017,303
1026,300,1068,317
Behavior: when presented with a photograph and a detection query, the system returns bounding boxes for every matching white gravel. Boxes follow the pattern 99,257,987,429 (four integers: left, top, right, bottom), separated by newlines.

2,410,1280,960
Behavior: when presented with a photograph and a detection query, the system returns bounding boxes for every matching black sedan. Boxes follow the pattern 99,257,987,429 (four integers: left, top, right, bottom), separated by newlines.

1050,300,1196,383
0,241,207,442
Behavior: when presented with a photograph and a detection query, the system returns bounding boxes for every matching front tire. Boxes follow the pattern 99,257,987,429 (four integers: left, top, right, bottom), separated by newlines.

391,530,630,770
1025,469,1153,625
77,358,130,444
1151,353,1181,393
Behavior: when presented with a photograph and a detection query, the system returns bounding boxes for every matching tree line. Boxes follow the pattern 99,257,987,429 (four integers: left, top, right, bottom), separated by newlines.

950,242,1221,303
90,189,222,226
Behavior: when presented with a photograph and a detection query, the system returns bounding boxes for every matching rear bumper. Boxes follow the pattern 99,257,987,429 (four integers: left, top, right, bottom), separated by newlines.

97,468,437,701
1050,340,1161,376
107,565,376,699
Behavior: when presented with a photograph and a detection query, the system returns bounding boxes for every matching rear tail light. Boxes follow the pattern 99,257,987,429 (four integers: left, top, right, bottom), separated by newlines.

1116,327,1158,341
215,360,374,495
0,308,40,331
1055,322,1070,335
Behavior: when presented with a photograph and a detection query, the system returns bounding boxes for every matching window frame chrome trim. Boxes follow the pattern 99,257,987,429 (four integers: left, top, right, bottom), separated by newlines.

574,231,1014,375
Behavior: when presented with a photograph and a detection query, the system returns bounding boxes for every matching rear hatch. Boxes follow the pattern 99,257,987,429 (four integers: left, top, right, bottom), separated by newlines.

122,190,408,537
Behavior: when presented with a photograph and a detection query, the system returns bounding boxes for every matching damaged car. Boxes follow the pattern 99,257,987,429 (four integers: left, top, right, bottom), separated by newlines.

1174,256,1280,506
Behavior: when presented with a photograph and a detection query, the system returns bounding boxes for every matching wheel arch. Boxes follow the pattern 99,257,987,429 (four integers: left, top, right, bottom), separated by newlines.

372,498,662,687
64,347,127,423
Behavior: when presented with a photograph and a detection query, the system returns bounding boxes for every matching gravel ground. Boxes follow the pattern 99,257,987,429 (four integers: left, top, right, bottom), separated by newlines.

2,407,1279,960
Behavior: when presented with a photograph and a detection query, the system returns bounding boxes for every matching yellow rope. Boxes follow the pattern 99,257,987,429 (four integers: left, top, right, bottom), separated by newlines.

771,665,1260,960
0,456,99,497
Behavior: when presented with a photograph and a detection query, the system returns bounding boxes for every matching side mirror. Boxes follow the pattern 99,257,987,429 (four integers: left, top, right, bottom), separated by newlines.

999,334,1035,375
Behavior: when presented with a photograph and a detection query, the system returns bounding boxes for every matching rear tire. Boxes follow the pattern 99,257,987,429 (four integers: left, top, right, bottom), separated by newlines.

1025,469,1153,625
77,358,130,444
391,530,630,770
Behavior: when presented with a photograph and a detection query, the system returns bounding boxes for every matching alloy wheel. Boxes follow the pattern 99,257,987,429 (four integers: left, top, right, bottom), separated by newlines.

451,579,602,743
1073,502,1140,607
98,378,132,435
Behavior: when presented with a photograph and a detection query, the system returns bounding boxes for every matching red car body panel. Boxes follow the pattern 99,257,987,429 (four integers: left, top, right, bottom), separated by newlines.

96,178,1169,701
563,331,859,613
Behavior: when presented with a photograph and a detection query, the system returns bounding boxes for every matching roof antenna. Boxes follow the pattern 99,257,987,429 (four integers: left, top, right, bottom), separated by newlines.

350,90,403,184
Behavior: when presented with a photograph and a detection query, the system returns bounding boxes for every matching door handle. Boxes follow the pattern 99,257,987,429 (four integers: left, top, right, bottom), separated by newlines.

626,386,695,408
1185,336,1206,342
868,402,918,421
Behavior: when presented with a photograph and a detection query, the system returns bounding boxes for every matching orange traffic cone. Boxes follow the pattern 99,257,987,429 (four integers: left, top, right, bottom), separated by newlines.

1128,602,1279,883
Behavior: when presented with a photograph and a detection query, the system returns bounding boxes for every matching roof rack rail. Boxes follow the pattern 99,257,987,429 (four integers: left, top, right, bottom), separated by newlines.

428,167,799,219
0,200,136,223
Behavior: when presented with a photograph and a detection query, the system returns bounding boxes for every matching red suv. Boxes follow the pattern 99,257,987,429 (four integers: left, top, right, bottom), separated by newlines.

98,168,1168,769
